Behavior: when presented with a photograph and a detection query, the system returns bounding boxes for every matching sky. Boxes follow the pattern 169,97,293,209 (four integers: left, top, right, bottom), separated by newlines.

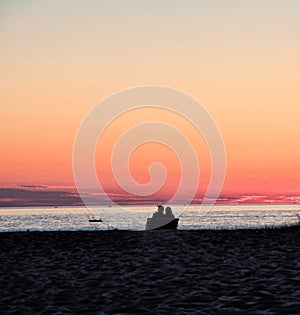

1,0,300,206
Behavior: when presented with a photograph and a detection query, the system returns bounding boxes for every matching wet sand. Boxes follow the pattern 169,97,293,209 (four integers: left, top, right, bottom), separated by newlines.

1,228,300,314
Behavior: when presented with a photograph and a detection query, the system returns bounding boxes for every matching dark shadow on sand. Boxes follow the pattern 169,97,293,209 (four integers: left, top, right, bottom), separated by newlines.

1,226,300,314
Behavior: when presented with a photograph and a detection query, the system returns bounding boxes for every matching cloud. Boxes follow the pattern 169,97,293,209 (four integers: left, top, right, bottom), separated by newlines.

0,188,83,207
20,185,48,189
1,187,299,207
0,187,166,207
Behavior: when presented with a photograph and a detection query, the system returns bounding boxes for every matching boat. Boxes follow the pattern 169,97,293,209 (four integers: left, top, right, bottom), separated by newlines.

145,217,179,230
88,218,103,223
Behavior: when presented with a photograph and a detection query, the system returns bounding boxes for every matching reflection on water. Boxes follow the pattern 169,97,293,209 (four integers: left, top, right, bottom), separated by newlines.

0,204,299,232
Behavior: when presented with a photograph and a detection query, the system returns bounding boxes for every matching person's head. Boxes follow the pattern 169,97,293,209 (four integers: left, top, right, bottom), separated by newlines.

157,205,164,213
165,206,173,216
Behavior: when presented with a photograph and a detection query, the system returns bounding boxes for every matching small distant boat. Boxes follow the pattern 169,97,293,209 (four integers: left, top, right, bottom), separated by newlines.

88,218,103,223
146,218,179,230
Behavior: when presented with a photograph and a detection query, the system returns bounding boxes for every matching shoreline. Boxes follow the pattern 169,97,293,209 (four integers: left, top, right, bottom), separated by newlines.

0,220,299,234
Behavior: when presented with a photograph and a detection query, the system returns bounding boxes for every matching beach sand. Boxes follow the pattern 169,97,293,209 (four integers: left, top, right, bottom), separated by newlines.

1,228,300,314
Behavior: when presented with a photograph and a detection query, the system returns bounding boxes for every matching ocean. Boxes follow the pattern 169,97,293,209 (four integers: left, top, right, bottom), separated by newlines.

0,204,299,232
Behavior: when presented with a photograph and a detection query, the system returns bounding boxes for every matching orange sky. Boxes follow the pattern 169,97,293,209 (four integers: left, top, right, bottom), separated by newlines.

1,1,300,205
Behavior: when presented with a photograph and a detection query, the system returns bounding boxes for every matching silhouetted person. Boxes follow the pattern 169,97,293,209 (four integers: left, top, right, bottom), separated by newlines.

165,206,175,219
152,205,165,219
146,205,179,230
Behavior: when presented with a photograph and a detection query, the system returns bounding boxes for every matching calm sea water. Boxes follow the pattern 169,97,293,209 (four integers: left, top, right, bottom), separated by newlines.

0,204,299,232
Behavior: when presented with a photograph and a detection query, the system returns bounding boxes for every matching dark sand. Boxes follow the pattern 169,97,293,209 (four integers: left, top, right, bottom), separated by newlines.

1,228,300,314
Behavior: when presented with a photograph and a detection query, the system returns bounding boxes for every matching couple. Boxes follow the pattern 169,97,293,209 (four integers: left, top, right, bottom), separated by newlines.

152,205,175,220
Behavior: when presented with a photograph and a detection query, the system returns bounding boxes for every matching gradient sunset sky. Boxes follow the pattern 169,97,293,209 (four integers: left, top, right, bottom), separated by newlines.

1,1,300,206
